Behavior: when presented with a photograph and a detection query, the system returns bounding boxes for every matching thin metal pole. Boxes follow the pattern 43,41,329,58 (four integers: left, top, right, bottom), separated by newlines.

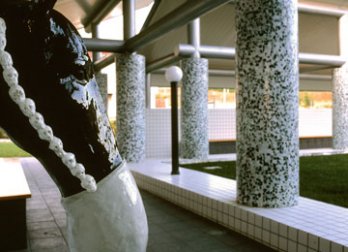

124,0,232,52
145,73,151,109
299,53,346,66
176,43,346,67
123,0,136,40
171,81,179,175
298,4,346,17
175,44,236,59
154,69,332,81
91,24,102,61
188,18,200,58
83,38,125,52
94,55,115,72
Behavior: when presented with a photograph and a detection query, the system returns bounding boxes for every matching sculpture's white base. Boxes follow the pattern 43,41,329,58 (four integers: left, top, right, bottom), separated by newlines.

62,162,148,252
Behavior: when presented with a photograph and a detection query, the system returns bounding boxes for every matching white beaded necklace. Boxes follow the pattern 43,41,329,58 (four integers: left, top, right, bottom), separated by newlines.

0,17,97,192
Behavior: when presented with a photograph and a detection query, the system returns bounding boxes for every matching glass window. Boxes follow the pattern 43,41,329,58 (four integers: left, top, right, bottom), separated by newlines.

150,87,181,109
150,87,236,109
208,88,236,109
299,92,332,109
150,89,333,109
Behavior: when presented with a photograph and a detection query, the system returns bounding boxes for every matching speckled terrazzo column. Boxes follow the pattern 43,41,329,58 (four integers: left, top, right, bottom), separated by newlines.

333,64,348,149
116,54,145,162
236,0,299,208
95,72,108,110
180,58,209,160
333,15,348,150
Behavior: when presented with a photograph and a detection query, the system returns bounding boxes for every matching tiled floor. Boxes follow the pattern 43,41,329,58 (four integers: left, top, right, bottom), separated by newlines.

129,159,348,252
12,157,274,252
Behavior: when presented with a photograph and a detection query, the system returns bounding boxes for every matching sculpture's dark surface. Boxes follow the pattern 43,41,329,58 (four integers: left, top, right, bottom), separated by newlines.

0,0,122,197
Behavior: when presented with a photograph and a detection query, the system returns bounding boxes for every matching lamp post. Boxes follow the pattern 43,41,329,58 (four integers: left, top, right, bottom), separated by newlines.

165,66,183,175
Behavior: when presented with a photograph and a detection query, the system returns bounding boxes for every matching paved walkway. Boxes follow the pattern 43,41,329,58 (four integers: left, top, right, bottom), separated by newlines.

15,157,274,252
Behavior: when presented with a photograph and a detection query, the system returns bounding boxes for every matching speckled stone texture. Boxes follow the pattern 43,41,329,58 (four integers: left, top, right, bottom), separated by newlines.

235,0,299,208
95,72,108,110
116,54,145,162
333,63,348,149
180,58,209,160
333,15,348,150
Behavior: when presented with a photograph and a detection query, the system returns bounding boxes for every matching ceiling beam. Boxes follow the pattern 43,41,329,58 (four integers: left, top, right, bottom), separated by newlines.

83,38,124,52
124,0,233,52
176,44,236,59
123,0,136,40
141,0,162,31
82,0,121,29
152,69,332,82
176,43,346,67
146,43,346,74
146,54,180,73
300,53,346,67
93,55,115,72
298,3,347,17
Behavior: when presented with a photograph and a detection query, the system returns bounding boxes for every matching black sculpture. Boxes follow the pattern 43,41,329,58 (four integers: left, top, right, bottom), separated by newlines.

0,0,122,196
0,1,148,251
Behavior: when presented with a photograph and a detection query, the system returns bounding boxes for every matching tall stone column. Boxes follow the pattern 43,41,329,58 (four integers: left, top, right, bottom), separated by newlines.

180,57,209,160
95,73,108,110
333,15,348,150
116,53,145,162
236,0,299,208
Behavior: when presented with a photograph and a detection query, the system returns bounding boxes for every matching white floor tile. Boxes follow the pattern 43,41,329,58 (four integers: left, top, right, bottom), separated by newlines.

129,159,348,252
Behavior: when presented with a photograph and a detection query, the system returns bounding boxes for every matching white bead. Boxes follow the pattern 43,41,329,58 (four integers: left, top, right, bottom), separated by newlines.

62,152,77,169
3,67,19,86
0,18,6,34
9,85,25,103
20,98,36,117
70,163,85,177
0,36,6,50
0,17,97,192
49,136,63,153
38,125,54,141
81,175,97,192
55,148,66,158
29,112,45,130
0,51,13,68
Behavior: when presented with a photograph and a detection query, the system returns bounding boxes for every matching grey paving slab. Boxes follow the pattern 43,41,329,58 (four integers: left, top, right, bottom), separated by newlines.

29,237,67,250
28,226,62,240
15,158,275,252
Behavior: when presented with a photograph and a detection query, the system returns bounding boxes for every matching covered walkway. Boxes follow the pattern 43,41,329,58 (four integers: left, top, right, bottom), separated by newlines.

18,157,273,252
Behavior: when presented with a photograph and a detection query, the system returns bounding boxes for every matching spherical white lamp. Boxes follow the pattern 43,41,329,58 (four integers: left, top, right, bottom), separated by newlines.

165,66,183,83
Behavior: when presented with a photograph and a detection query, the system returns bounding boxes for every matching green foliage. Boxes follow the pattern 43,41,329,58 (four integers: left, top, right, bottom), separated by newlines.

301,93,312,108
181,155,348,208
109,120,117,135
299,155,348,208
0,142,31,157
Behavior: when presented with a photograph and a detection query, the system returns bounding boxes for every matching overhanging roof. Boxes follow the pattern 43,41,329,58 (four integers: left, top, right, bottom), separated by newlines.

53,0,348,75
54,0,153,30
